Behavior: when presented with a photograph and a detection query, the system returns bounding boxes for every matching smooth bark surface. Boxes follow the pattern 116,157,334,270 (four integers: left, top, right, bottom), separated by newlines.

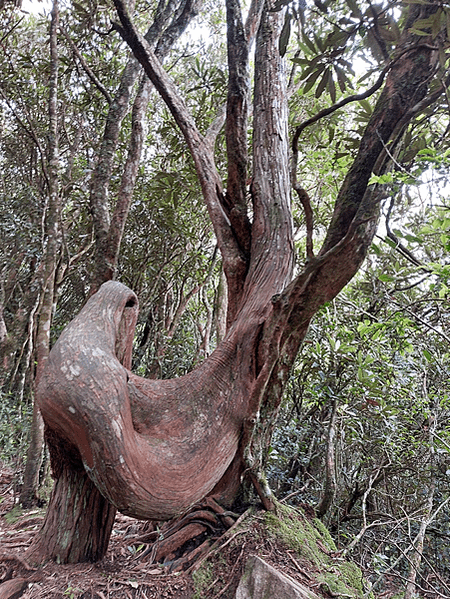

36,280,252,520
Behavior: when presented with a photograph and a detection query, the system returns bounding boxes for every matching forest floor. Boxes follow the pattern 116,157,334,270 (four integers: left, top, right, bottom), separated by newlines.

0,464,338,599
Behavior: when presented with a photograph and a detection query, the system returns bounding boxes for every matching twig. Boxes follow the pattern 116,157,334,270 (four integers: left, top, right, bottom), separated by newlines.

432,431,450,453
368,495,450,596
294,186,314,259
377,566,450,599
0,15,24,45
388,298,450,345
215,542,246,598
60,26,112,104
280,484,309,504
287,551,313,579
186,507,252,574
341,465,388,558
292,43,439,156
384,195,428,271
292,62,390,157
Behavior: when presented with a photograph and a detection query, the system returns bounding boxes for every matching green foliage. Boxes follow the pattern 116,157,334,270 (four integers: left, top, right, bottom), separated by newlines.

269,188,450,593
0,391,32,465
1,1,450,594
3,504,23,524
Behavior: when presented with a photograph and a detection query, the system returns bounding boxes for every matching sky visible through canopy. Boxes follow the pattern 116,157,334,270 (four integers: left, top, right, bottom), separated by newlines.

22,0,51,14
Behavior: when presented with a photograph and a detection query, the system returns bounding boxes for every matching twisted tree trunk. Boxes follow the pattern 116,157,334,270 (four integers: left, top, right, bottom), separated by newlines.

29,0,445,563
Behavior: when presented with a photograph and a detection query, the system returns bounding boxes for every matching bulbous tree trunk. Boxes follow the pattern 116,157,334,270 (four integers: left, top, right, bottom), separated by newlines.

29,0,445,564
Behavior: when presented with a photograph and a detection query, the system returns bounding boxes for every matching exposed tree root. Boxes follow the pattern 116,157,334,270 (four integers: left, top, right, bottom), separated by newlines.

0,555,34,573
127,498,248,572
0,577,29,599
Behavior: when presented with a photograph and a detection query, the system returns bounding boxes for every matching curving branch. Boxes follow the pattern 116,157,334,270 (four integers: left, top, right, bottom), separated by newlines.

112,0,246,309
60,26,113,105
36,281,252,520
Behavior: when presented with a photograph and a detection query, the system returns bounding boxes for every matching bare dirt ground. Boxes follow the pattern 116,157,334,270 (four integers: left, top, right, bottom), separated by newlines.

0,465,325,599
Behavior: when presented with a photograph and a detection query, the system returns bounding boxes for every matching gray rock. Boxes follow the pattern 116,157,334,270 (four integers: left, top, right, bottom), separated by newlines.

236,555,321,599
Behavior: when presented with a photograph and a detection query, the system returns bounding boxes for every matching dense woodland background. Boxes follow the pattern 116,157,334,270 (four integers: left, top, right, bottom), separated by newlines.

0,0,450,596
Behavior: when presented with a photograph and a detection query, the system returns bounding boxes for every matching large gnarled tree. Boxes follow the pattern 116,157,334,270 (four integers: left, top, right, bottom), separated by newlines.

29,0,449,564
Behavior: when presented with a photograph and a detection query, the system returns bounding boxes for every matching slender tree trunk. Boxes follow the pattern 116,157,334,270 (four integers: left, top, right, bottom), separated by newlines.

20,0,60,507
29,0,205,555
316,397,338,518
405,387,436,599
19,403,45,508
89,55,142,290
404,485,435,599
90,0,202,291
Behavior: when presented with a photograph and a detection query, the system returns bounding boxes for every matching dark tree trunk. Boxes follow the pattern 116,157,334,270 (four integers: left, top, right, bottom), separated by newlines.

27,432,116,563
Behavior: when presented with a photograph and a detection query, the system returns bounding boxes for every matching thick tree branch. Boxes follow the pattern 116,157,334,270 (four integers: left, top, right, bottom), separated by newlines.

242,3,294,305
224,0,252,259
245,8,446,486
103,0,203,281
112,0,247,322
321,43,439,253
154,0,202,57
112,1,209,170
244,0,265,43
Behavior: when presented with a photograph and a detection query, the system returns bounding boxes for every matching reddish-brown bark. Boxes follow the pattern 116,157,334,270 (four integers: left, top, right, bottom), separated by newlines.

32,0,446,564
0,578,29,599
27,432,116,563
35,281,255,520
